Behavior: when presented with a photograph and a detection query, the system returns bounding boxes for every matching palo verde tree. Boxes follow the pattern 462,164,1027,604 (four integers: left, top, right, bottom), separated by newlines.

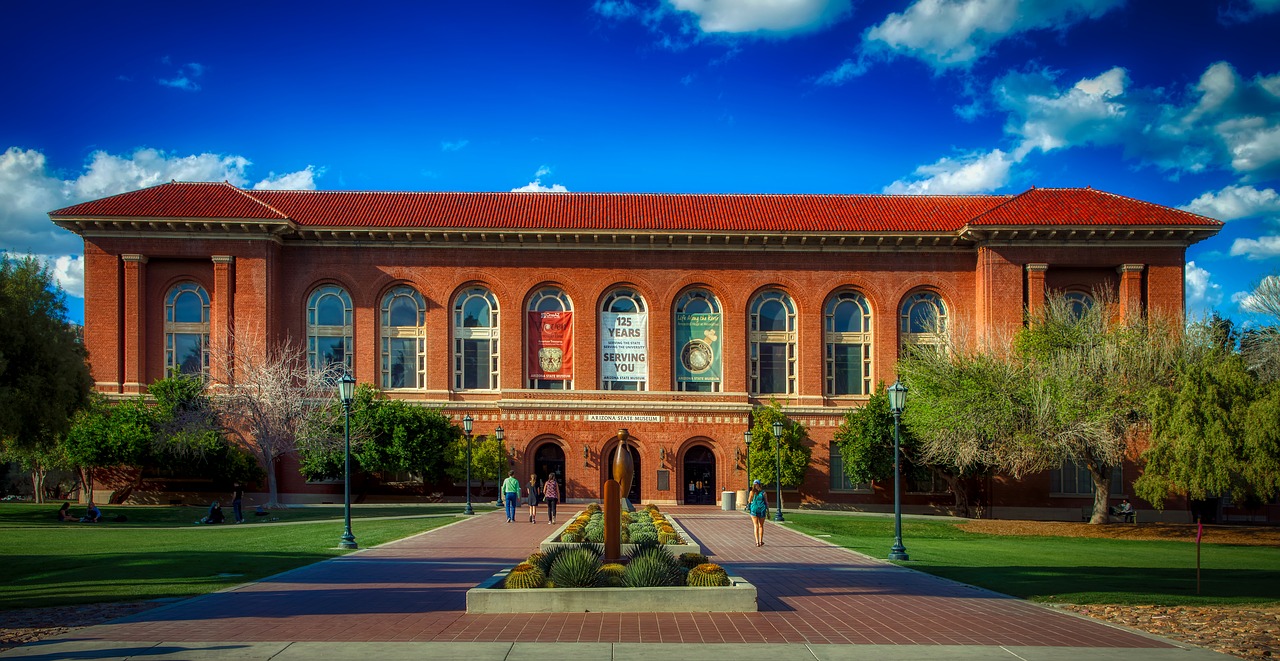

444,429,505,497
745,400,812,489
899,291,1179,523
0,253,93,502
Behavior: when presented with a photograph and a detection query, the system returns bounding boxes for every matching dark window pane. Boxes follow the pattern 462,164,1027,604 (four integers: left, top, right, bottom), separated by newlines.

758,300,787,331
316,295,346,326
758,342,787,393
463,339,490,389
173,291,204,323
174,333,202,374
831,344,862,395
388,297,417,326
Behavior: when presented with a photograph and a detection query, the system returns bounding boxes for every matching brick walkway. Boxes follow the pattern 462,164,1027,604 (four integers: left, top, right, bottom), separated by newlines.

68,508,1172,648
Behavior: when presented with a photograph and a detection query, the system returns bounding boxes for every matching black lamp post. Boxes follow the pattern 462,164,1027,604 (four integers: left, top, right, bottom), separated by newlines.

887,380,909,561
743,429,752,491
337,372,357,549
462,414,474,516
772,419,785,522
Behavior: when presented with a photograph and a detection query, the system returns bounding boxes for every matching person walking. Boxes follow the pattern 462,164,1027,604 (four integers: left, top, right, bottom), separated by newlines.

231,484,244,524
501,470,521,522
542,473,560,524
525,474,540,523
747,479,769,547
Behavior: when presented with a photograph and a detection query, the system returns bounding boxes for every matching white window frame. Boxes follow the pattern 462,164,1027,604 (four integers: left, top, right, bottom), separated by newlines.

307,285,353,376
749,290,796,395
164,281,210,376
900,291,948,352
453,287,500,391
380,285,426,390
825,290,872,396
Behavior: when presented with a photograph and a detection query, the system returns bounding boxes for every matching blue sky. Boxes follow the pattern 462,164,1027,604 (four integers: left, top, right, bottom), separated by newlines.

2,0,1279,327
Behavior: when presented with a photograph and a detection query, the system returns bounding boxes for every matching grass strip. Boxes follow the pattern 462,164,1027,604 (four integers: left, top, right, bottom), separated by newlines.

0,514,460,609
784,513,1280,607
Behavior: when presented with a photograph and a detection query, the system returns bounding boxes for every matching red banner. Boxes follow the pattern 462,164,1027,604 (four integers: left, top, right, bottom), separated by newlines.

528,310,573,380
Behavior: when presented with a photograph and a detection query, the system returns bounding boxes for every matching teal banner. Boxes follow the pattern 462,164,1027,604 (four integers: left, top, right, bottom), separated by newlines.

675,312,721,382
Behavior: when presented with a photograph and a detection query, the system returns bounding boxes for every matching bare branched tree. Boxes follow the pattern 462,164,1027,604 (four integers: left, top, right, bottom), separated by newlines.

209,332,342,507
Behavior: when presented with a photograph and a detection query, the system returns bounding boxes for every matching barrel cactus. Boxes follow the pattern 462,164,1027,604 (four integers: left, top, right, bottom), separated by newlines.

599,563,626,587
560,529,585,543
679,552,709,569
549,547,603,588
504,562,546,589
686,563,731,587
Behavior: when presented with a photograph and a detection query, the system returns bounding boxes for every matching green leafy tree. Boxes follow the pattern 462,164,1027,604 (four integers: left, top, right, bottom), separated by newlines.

63,395,155,497
1138,318,1280,508
834,384,987,517
0,253,93,502
445,431,505,496
746,401,811,489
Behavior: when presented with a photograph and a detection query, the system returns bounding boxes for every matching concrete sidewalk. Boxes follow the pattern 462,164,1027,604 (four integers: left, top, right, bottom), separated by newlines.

0,507,1229,659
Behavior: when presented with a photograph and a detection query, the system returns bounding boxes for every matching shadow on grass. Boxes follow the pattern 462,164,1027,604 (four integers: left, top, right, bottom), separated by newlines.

919,564,1280,604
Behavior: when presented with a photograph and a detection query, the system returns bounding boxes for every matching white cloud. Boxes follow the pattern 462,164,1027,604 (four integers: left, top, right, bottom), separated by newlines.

1185,261,1223,316
668,0,851,34
883,148,1013,195
441,140,469,152
1180,185,1280,221
0,146,317,294
535,165,552,178
993,61,1280,179
1230,235,1280,260
863,0,1124,71
158,61,205,91
1220,0,1280,23
512,179,570,193
815,58,870,85
252,165,323,190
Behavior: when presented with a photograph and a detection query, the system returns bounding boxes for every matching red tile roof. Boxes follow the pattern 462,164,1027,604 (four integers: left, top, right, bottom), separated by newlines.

49,182,1220,232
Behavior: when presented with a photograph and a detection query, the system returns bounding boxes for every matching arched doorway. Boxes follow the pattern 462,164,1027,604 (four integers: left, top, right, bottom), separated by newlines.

683,444,716,504
534,442,566,496
608,444,642,504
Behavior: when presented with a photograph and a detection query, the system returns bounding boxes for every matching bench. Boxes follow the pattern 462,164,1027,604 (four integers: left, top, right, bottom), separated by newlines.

1081,505,1137,523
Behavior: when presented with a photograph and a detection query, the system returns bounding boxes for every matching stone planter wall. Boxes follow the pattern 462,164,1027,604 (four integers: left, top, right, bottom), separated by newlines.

466,569,757,613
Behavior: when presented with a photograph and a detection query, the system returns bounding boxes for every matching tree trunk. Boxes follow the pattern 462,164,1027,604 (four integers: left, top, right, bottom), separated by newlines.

264,452,281,508
1089,469,1111,524
937,470,970,518
29,466,46,504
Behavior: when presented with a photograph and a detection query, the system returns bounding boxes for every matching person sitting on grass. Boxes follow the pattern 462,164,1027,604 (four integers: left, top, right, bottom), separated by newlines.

56,502,75,522
197,501,225,524
80,502,102,523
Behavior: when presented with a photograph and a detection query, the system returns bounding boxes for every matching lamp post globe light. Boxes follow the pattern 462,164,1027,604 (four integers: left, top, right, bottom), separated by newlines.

462,414,474,516
743,430,752,491
337,371,358,550
887,380,909,561
772,419,785,522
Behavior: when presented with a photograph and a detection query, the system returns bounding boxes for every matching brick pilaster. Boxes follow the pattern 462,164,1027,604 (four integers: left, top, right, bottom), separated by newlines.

121,254,148,394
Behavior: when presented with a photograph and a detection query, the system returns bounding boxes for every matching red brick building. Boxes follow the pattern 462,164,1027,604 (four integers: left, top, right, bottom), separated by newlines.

51,182,1220,519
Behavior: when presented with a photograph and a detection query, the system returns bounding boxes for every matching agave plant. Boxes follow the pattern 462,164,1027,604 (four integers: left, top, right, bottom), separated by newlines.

549,547,603,588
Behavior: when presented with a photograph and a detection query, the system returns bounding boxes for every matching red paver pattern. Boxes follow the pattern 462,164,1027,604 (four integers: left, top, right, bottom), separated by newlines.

77,508,1169,647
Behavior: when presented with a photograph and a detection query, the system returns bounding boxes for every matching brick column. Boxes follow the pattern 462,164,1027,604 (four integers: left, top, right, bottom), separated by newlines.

121,254,148,394
1025,263,1048,321
210,256,235,385
1117,263,1146,321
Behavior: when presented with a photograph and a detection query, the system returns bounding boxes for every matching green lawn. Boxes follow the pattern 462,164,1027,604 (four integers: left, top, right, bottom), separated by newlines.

0,502,486,610
1,501,494,528
784,513,1280,607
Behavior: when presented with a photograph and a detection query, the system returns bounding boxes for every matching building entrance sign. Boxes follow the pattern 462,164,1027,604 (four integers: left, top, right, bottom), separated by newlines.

586,414,663,422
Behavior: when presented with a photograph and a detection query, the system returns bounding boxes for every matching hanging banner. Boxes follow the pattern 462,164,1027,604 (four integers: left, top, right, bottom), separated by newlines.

528,310,573,380
601,312,648,381
675,312,721,382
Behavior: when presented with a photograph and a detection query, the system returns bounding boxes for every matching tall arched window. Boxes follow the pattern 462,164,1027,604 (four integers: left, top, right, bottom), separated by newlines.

381,285,426,389
453,287,499,390
164,282,209,375
307,285,352,375
749,290,796,395
527,287,573,389
825,290,872,396
674,288,722,392
600,288,648,391
900,291,948,352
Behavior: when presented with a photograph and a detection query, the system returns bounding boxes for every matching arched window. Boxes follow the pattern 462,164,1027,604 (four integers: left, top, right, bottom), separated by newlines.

825,290,872,396
527,287,573,389
749,290,796,395
600,288,648,391
1064,291,1094,320
453,287,499,390
164,282,209,375
307,285,352,375
674,288,722,392
900,291,948,352
380,285,426,389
